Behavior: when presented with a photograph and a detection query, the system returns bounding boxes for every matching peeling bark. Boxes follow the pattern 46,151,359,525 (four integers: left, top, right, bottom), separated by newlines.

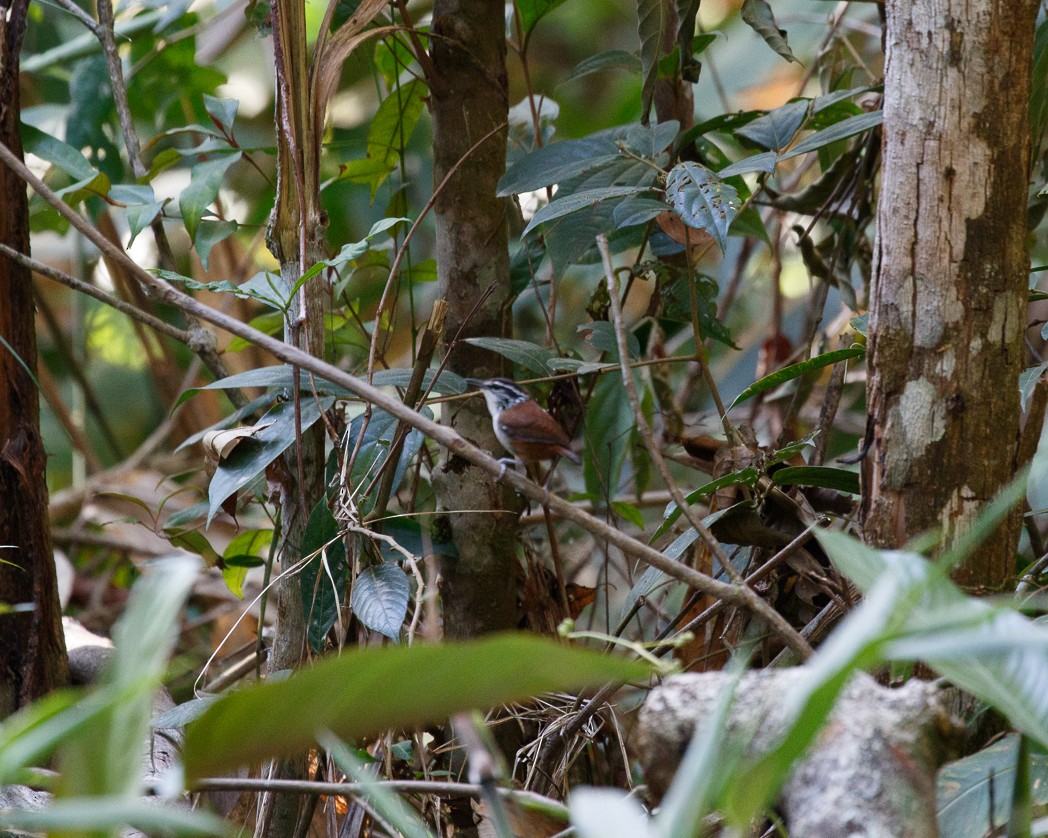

863,0,1039,590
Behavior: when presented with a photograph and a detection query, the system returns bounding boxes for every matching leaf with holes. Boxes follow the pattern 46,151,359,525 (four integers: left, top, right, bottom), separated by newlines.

665,162,740,252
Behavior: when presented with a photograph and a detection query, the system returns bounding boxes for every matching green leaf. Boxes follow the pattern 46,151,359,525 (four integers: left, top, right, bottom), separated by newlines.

937,735,1048,838
772,465,860,495
177,365,357,407
207,398,333,524
736,99,810,151
344,407,430,516
140,147,182,183
221,528,272,599
613,196,671,228
522,186,654,237
183,635,652,779
178,152,242,242
717,152,777,178
203,94,239,135
1020,363,1048,412
567,49,642,82
583,375,635,502
517,0,571,39
463,336,557,376
778,110,883,161
158,269,289,311
612,501,646,529
637,0,674,121
0,796,230,837
580,321,641,360
110,184,165,246
665,161,740,252
361,79,427,198
740,0,798,64
352,563,410,641
301,499,347,651
56,557,200,800
651,468,759,542
194,219,238,270
728,346,864,410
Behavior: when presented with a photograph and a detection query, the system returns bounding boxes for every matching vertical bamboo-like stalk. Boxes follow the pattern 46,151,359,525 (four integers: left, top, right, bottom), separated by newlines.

863,0,1039,589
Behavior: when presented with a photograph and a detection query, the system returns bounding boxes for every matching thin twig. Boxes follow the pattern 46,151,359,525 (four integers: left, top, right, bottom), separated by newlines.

365,121,507,382
0,244,192,344
599,234,744,587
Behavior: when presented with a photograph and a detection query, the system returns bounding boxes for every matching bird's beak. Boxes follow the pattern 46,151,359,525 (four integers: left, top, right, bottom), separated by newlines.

464,378,485,388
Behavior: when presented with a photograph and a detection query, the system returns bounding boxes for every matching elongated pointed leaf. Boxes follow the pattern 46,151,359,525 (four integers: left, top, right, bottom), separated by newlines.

521,186,653,237
728,347,864,410
741,0,798,64
463,337,556,376
179,152,242,242
779,110,883,161
183,635,650,779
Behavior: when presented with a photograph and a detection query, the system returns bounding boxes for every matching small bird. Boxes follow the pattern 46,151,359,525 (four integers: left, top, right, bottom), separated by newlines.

465,377,581,477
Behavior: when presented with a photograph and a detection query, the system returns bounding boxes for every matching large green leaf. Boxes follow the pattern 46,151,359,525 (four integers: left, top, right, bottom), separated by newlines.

361,79,428,198
665,161,740,252
772,465,860,495
817,530,1048,750
937,735,1048,838
183,635,651,779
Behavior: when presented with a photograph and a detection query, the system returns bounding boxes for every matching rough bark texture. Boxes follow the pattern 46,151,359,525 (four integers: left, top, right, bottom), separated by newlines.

863,0,1039,590
637,671,962,838
430,0,521,639
0,0,69,717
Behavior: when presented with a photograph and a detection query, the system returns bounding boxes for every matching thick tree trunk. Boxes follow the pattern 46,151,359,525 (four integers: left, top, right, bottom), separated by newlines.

430,0,520,639
863,0,1039,590
0,0,69,717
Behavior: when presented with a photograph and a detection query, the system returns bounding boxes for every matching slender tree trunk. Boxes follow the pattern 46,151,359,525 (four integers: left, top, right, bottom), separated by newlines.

863,0,1039,591
263,0,326,832
430,0,521,639
0,0,69,717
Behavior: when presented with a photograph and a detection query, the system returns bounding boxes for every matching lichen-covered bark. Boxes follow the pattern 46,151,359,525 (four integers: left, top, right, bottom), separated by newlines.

430,0,520,638
0,0,69,717
637,671,960,838
863,0,1039,590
